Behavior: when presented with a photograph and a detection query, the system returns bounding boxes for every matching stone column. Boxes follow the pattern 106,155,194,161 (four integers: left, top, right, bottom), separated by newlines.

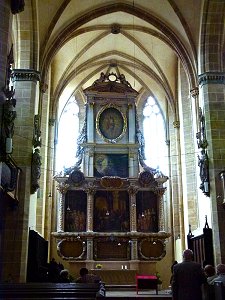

84,185,96,232
128,185,139,232
190,87,199,133
199,72,225,263
56,182,69,232
173,120,185,250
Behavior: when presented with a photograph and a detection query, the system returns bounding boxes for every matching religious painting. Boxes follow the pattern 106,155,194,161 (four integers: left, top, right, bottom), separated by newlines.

96,104,127,143
65,190,87,232
93,190,130,232
136,191,158,232
94,153,128,177
93,237,130,260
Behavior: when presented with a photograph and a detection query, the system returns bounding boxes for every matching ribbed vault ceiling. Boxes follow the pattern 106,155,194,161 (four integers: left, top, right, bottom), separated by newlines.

37,0,202,116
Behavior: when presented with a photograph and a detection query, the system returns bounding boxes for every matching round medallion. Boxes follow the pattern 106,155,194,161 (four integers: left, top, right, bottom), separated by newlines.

69,170,84,186
108,73,117,81
96,104,127,143
139,171,154,186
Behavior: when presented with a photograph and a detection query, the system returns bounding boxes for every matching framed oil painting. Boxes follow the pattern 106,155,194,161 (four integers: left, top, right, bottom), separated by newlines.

93,190,130,232
96,103,127,143
136,191,158,233
94,153,128,177
65,190,87,232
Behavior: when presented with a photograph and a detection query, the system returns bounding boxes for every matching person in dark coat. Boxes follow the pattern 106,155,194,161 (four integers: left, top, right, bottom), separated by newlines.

171,249,206,300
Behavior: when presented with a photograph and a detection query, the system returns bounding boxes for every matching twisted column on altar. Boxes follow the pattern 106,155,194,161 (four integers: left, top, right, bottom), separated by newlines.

56,182,69,232
84,183,96,232
128,184,139,232
156,187,166,231
128,184,139,260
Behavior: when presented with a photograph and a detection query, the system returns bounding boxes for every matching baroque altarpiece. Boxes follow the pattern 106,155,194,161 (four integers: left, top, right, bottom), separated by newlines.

53,72,170,270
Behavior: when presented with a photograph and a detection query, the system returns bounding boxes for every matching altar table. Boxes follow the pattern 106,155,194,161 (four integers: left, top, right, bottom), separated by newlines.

91,269,137,285
136,274,158,294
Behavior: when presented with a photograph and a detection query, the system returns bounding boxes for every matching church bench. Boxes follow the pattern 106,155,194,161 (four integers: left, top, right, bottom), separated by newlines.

0,282,105,299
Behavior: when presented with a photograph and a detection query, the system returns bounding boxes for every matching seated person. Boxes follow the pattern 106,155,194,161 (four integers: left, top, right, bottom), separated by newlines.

204,265,217,284
59,269,71,283
76,267,101,283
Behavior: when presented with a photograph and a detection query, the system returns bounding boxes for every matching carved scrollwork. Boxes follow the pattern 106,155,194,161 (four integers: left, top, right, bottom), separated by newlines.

138,238,166,260
83,182,96,195
57,182,70,194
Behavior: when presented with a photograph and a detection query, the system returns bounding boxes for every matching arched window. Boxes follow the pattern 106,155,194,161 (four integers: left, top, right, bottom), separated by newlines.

55,97,79,173
143,96,167,174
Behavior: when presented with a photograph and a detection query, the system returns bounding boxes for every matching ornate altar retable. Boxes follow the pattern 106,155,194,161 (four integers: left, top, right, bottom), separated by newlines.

52,72,170,271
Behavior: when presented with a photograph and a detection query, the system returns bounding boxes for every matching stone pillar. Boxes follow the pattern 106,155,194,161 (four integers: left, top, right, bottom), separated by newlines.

45,117,55,240
173,120,185,250
56,182,69,232
85,185,96,232
190,87,199,133
128,185,139,232
199,72,225,263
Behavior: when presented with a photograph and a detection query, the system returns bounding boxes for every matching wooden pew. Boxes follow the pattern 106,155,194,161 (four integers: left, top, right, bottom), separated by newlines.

0,282,105,299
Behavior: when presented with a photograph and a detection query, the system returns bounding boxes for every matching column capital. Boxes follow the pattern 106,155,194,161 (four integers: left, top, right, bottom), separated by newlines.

198,72,225,86
40,81,48,93
57,182,70,194
128,184,139,195
49,118,55,126
12,69,40,83
84,183,96,195
190,87,199,97
173,120,180,128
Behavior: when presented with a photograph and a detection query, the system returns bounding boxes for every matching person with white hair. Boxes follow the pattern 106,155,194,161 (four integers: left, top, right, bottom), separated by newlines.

171,249,207,300
211,264,225,285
